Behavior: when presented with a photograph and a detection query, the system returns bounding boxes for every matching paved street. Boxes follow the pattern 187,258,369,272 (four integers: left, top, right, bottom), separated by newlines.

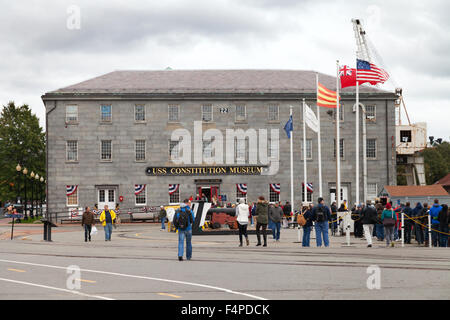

0,220,449,300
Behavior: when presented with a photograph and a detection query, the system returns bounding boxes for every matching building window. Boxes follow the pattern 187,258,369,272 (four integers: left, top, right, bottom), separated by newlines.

365,105,376,121
169,184,180,204
367,139,377,159
301,139,313,160
236,184,247,203
168,104,179,122
169,140,180,160
135,105,146,122
334,104,344,121
66,141,78,162
236,104,246,122
66,105,78,123
101,105,112,122
202,104,213,122
135,185,146,205
268,104,279,121
235,138,246,163
101,140,112,161
334,139,345,159
269,184,280,203
301,184,313,202
66,185,78,206
269,138,278,159
400,130,412,143
135,140,146,161
203,140,213,161
367,183,378,200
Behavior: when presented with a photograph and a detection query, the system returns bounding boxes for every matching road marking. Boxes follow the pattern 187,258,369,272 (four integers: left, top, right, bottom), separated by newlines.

0,277,114,300
78,279,96,284
0,258,267,300
8,268,26,273
158,292,181,298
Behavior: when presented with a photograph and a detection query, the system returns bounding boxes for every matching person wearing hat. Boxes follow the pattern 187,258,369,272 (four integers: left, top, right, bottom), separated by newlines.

159,205,167,230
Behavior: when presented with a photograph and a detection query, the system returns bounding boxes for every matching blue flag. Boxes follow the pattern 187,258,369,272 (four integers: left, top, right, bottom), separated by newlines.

284,115,293,138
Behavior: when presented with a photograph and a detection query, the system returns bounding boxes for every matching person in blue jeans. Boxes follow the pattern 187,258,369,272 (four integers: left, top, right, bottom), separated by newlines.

429,199,443,247
302,205,313,247
159,206,167,230
269,202,283,241
174,199,195,261
312,197,331,247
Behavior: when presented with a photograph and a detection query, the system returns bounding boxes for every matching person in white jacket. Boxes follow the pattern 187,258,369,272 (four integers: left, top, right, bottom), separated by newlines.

236,198,250,247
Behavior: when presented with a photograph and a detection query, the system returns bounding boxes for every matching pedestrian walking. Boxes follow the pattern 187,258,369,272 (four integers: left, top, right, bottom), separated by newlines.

302,205,313,247
99,205,116,241
353,204,364,238
412,202,424,245
159,205,167,230
81,206,95,242
402,202,413,244
375,200,385,241
173,199,195,261
438,204,449,247
429,199,443,247
254,196,269,247
250,202,256,226
269,202,283,241
361,201,378,247
235,198,250,247
283,201,292,221
421,203,430,246
268,203,275,238
312,197,331,247
330,201,337,236
381,203,397,247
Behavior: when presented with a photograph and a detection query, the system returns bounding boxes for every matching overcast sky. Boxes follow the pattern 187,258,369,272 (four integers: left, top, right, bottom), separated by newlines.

1,0,449,140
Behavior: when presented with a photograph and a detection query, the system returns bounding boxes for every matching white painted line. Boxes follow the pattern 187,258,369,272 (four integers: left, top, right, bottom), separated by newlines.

0,277,114,300
0,258,266,300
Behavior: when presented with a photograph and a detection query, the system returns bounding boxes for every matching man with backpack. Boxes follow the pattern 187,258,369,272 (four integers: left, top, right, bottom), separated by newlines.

361,201,378,247
312,197,331,247
173,199,195,261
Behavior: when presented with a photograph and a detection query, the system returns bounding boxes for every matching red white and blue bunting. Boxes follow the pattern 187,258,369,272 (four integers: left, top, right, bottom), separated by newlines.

302,182,314,193
237,184,247,194
66,185,78,196
270,183,281,194
169,184,179,195
135,184,146,195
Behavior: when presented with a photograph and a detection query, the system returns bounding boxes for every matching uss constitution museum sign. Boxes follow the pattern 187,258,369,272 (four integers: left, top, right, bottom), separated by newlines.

146,166,266,176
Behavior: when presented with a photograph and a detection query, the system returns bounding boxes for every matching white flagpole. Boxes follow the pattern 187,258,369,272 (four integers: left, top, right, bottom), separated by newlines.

356,75,360,206
316,74,323,198
289,106,295,223
336,60,341,209
303,99,307,205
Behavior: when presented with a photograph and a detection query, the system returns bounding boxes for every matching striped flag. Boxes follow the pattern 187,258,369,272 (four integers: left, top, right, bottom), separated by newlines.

356,59,389,84
135,184,146,195
317,82,339,108
236,184,247,194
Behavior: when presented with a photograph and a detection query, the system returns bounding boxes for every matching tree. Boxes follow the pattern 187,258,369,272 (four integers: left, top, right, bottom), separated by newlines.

420,141,450,185
0,101,46,204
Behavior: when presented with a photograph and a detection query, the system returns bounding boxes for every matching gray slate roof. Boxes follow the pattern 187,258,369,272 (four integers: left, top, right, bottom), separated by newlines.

46,69,393,96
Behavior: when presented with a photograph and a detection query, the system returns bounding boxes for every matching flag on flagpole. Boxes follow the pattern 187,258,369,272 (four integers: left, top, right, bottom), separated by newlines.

356,59,389,84
303,102,319,133
339,65,357,88
284,114,293,138
317,82,339,108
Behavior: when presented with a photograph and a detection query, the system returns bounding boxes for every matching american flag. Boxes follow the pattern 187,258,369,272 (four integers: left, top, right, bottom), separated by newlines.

356,59,389,84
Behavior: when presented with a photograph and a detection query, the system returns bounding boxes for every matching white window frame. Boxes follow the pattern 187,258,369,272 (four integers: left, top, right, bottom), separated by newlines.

169,140,180,161
269,184,280,203
66,187,78,207
202,104,213,122
235,138,246,163
301,185,313,202
100,105,112,123
301,139,313,160
135,185,147,206
366,138,377,159
65,105,78,123
334,104,344,122
367,183,378,200
203,139,213,162
169,186,180,205
135,104,146,122
100,140,112,162
135,139,146,162
66,140,78,162
235,104,246,122
168,104,179,122
334,138,345,160
268,104,279,122
365,105,376,122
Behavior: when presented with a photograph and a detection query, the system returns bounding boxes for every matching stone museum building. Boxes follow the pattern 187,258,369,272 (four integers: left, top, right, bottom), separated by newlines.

42,69,397,214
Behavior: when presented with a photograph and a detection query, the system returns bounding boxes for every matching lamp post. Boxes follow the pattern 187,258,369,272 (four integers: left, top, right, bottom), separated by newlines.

40,177,44,216
16,164,21,206
30,171,35,218
35,174,40,217
23,168,28,219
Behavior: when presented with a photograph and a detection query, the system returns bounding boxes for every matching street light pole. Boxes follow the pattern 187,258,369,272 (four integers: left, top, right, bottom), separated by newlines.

23,168,28,219
16,164,22,205
30,171,35,219
35,174,40,217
